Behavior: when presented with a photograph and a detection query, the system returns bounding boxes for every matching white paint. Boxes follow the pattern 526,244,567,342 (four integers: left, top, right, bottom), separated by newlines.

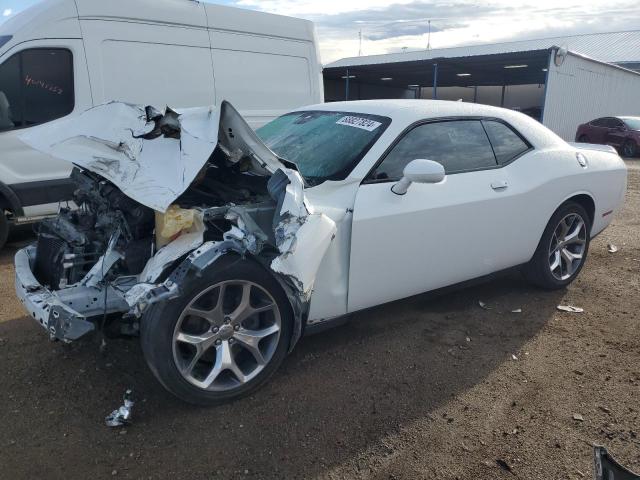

543,52,640,141
287,100,627,320
19,103,221,213
0,0,322,221
271,213,337,297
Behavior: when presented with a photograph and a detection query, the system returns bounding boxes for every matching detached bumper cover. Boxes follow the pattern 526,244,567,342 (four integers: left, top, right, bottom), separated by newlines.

14,246,128,342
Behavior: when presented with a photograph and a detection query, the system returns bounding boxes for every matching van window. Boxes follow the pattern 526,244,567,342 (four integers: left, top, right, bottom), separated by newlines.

0,48,74,132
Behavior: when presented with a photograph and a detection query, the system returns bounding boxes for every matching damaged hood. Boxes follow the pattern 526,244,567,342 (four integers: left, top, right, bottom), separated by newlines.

20,101,286,212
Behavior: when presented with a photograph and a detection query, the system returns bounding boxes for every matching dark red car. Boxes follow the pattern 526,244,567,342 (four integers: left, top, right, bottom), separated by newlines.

576,116,640,157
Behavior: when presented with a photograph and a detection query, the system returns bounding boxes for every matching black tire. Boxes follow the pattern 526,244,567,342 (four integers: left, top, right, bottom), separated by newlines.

578,134,589,143
622,139,638,158
141,255,293,405
522,201,591,290
0,212,9,251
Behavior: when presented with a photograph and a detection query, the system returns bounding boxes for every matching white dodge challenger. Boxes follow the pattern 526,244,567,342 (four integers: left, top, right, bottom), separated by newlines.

15,100,627,404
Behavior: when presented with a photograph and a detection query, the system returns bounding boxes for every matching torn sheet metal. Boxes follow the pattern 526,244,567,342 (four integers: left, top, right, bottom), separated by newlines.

105,389,134,427
20,102,218,212
19,101,286,213
271,213,336,296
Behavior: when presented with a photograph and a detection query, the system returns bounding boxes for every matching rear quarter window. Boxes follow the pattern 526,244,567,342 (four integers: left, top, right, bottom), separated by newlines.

482,120,531,165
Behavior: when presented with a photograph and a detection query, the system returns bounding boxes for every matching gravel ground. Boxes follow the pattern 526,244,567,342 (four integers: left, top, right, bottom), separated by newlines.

0,162,638,480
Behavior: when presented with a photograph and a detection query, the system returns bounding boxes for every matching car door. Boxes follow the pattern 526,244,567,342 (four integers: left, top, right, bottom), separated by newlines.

588,118,608,144
347,118,533,312
604,118,626,148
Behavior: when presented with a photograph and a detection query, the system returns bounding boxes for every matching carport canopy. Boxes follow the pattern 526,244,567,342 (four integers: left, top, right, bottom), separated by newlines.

323,49,551,99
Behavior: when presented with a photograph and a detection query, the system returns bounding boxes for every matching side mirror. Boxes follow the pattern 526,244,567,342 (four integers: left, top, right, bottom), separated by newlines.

391,159,445,195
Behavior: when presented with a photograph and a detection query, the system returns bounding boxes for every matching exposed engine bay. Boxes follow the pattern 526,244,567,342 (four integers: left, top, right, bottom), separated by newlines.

15,101,337,346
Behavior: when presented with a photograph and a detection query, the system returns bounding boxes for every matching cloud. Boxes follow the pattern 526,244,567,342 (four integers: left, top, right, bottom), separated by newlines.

2,9,12,17
223,0,640,62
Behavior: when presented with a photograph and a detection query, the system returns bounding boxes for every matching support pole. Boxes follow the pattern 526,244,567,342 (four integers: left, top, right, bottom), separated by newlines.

473,85,478,103
432,63,438,99
345,69,350,101
500,84,506,107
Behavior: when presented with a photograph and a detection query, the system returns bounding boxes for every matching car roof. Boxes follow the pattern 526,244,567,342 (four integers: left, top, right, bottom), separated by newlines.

299,99,514,120
295,99,567,149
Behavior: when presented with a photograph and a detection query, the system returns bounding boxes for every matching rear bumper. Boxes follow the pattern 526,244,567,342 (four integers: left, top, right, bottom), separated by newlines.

14,245,128,342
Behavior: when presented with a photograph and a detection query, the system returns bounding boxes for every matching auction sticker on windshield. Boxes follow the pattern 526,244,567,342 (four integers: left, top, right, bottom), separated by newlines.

336,116,382,132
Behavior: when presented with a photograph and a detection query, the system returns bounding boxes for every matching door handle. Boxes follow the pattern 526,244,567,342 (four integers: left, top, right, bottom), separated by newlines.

491,180,508,191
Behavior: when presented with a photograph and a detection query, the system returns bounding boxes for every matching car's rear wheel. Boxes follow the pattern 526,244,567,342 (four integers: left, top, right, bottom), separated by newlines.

578,134,589,143
622,139,637,158
523,201,590,289
141,256,293,405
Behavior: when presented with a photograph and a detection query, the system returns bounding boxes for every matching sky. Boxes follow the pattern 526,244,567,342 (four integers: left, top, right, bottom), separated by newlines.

1,0,639,63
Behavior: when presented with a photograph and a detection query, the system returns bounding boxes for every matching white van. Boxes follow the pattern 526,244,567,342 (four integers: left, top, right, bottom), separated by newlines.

0,0,323,248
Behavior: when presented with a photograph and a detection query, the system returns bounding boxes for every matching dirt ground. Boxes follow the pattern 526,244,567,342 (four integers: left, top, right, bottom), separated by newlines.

0,162,638,480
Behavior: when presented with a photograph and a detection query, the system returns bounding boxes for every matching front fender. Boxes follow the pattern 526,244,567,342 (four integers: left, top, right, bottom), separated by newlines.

129,240,308,352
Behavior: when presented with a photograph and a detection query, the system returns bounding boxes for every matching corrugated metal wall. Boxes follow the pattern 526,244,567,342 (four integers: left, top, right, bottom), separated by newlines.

543,53,640,141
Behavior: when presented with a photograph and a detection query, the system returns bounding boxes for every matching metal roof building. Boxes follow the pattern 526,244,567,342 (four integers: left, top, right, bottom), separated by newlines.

323,30,640,141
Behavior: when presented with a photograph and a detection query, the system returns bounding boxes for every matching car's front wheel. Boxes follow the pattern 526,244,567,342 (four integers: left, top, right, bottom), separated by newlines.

141,256,293,405
523,201,591,289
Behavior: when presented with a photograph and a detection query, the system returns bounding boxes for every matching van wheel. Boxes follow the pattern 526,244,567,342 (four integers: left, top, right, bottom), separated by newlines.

523,202,590,289
578,135,589,143
0,213,9,250
140,256,293,405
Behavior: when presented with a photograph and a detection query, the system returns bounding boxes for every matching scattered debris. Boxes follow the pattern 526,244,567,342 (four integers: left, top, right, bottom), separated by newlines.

599,406,611,414
496,458,514,474
465,336,471,343
594,445,640,479
607,244,618,253
105,389,134,427
478,301,491,310
511,354,518,361
557,305,584,313
511,308,522,313
573,413,584,422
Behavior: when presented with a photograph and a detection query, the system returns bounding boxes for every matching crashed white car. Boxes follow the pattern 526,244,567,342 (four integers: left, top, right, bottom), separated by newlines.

15,100,627,404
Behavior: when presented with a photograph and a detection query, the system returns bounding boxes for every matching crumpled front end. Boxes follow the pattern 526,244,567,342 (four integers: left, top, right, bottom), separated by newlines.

16,101,337,346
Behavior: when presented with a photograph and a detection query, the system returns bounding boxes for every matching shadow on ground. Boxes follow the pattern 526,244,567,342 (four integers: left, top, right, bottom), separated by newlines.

0,258,563,479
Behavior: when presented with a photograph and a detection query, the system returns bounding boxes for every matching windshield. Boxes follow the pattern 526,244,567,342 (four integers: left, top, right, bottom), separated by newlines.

256,110,390,184
621,117,640,130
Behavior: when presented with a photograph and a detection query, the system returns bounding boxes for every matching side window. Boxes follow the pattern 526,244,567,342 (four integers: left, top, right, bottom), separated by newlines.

0,48,74,132
482,120,530,165
606,118,623,129
371,120,497,180
590,118,607,127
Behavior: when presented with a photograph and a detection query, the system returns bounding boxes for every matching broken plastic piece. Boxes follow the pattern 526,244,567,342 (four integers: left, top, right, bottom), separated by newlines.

155,205,196,249
557,305,584,313
478,301,491,310
572,413,584,421
607,243,618,253
105,389,134,427
511,308,522,313
594,445,640,479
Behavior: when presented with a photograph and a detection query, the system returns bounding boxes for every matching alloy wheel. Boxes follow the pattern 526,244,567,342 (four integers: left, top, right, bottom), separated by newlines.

548,213,587,281
172,280,281,391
